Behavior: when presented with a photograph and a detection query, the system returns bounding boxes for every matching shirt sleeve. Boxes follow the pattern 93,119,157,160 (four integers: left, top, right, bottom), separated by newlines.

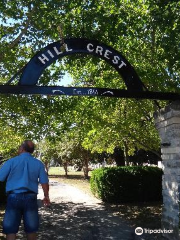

39,162,49,184
0,160,11,182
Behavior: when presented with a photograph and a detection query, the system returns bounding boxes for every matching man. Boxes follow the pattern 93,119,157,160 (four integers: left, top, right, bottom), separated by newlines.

0,140,50,240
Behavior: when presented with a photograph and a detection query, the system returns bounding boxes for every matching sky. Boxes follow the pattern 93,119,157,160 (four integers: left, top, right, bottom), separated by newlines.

59,72,73,86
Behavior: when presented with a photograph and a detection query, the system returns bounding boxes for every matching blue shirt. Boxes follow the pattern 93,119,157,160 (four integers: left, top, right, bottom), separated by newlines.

0,152,48,193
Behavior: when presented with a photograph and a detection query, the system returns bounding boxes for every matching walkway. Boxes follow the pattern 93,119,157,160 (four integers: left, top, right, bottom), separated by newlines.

4,181,161,240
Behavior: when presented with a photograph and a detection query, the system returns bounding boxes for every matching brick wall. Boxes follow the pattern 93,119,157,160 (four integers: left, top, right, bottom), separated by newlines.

154,101,180,240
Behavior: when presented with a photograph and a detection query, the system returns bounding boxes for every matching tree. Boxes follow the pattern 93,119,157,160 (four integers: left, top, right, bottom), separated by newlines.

0,1,179,163
0,124,23,160
0,1,179,87
111,147,125,166
129,149,161,166
36,138,60,175
56,131,93,179
55,138,74,177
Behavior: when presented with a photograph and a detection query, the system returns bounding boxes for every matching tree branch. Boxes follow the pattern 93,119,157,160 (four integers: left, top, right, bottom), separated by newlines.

0,6,36,62
9,6,36,49
129,133,162,159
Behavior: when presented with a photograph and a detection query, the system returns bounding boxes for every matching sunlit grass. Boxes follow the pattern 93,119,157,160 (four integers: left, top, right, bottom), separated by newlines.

48,167,92,195
48,166,92,177
48,167,64,175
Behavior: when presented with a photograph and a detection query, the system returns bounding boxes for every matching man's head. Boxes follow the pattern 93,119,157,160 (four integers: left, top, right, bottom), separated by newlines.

19,140,35,154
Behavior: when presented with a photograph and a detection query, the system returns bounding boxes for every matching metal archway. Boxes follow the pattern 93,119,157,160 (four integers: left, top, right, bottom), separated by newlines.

1,38,180,100
19,38,144,91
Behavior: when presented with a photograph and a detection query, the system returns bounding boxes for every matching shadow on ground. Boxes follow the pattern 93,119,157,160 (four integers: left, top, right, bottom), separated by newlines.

12,201,134,240
105,201,163,229
0,198,164,240
0,200,166,240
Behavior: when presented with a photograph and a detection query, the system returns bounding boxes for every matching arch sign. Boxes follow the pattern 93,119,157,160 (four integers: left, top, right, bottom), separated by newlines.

19,38,143,91
1,38,179,100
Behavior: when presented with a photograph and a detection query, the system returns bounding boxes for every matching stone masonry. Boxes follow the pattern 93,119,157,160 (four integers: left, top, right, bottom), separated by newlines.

154,101,180,240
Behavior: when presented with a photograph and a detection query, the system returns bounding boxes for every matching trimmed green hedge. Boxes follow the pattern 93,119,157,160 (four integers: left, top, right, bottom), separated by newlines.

90,166,163,203
0,181,6,204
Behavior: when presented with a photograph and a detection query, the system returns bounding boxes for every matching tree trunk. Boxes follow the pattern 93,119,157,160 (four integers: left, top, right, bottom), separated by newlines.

83,155,89,179
113,147,125,166
124,142,130,166
63,161,68,177
44,161,49,175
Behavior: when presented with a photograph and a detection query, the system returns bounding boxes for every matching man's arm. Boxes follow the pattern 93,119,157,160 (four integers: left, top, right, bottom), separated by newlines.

39,161,50,206
0,161,11,182
41,183,50,206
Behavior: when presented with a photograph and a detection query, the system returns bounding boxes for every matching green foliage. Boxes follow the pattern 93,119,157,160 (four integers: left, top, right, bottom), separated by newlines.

81,98,161,155
35,138,60,174
0,122,23,160
55,131,93,178
0,0,179,160
0,0,179,88
90,166,163,203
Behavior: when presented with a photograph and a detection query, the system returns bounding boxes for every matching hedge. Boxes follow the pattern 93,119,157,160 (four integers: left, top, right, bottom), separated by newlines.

90,166,163,203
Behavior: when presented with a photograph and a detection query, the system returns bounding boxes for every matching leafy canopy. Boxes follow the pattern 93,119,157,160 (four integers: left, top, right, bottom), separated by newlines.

0,0,179,157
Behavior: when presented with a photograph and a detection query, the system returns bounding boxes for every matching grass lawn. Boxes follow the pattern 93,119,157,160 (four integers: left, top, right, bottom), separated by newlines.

48,166,64,176
49,166,92,195
48,166,92,176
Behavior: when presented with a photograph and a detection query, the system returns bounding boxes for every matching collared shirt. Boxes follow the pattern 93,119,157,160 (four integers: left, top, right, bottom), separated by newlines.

0,152,48,193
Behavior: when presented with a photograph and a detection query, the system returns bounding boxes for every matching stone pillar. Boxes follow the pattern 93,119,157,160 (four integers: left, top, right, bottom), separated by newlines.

154,101,180,240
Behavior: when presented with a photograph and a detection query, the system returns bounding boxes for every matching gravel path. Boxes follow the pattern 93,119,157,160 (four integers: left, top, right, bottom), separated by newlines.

12,181,163,240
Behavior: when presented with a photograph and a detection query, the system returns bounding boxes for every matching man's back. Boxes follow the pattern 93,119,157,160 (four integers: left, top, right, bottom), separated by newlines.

0,152,48,193
0,140,50,240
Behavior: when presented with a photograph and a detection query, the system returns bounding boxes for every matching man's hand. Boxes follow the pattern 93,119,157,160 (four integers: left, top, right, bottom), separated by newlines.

43,196,50,206
41,183,50,206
